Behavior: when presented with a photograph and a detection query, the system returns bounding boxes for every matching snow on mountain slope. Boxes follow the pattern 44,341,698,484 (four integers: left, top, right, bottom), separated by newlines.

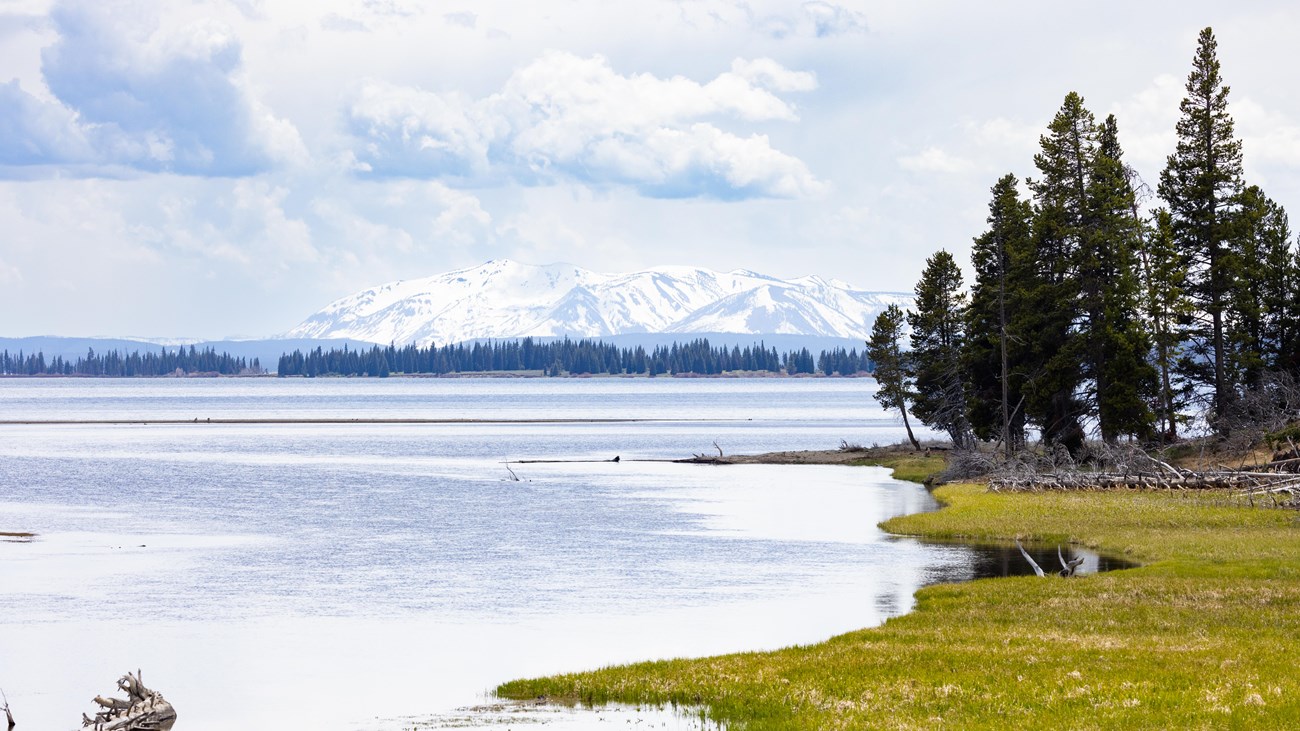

284,259,912,346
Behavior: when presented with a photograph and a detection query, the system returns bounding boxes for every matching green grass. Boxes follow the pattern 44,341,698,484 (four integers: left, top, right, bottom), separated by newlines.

847,453,947,484
496,464,1300,729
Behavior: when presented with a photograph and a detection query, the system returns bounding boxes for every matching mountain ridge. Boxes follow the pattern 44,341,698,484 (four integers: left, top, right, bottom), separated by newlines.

284,259,911,346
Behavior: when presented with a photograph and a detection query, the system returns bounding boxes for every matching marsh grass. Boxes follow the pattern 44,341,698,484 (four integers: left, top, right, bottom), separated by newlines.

497,457,1300,729
846,454,947,484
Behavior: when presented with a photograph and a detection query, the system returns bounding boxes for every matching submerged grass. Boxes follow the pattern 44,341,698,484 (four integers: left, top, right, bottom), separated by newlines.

496,458,1300,729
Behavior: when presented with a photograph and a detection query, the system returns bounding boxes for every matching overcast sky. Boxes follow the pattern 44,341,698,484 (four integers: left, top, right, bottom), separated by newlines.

2,0,1298,339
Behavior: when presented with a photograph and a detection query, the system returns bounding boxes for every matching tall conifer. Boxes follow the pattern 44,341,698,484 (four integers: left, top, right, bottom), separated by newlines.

1158,26,1246,425
1138,209,1193,441
1232,187,1297,384
965,174,1032,453
1081,115,1156,441
909,250,974,448
867,303,921,449
1023,92,1096,452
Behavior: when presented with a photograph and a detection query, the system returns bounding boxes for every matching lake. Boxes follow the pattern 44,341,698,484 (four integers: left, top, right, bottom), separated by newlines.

0,378,1052,729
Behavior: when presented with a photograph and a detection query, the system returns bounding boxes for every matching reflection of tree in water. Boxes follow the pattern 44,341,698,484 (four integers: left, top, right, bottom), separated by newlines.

923,541,1136,585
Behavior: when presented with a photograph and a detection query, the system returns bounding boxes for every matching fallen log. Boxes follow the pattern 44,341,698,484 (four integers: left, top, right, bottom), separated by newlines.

82,671,175,731
989,469,1300,495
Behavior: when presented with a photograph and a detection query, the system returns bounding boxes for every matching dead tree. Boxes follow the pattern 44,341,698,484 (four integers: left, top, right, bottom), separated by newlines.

82,671,175,731
1015,539,1083,577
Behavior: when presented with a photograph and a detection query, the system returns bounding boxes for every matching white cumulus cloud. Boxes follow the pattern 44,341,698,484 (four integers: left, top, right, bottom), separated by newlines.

0,0,305,176
345,51,823,199
898,146,974,174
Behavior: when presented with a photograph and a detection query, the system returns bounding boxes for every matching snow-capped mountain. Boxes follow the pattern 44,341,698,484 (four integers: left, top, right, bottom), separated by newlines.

283,259,912,346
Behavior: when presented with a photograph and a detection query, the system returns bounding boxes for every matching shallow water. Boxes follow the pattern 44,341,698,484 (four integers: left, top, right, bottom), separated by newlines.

0,378,1111,729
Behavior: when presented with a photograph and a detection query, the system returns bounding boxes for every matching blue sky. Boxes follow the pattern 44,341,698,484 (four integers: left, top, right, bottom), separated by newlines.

1,0,1298,339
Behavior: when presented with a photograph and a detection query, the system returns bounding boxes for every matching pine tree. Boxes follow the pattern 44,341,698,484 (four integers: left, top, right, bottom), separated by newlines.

1022,92,1096,452
867,303,920,449
1081,115,1156,441
1231,186,1296,385
908,250,973,448
1157,26,1246,426
1138,209,1193,441
965,174,1032,454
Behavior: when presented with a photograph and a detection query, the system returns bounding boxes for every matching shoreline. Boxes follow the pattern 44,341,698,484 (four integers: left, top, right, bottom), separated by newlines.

496,453,1300,728
0,417,738,426
0,371,865,380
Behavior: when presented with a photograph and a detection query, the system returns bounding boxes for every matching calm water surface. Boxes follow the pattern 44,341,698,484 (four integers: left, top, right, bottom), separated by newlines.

0,378,1072,729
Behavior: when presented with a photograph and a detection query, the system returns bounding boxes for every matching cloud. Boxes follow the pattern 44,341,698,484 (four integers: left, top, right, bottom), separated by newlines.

0,0,304,176
799,1,869,37
345,51,823,199
347,81,488,178
443,12,477,30
898,146,974,174
752,1,869,39
320,0,426,33
137,179,317,269
1106,74,1183,172
1235,97,1300,168
0,78,94,165
320,14,369,33
0,255,21,284
311,180,491,252
728,57,817,92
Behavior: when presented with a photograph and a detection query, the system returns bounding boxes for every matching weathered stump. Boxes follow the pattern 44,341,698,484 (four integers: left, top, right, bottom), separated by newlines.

82,672,176,731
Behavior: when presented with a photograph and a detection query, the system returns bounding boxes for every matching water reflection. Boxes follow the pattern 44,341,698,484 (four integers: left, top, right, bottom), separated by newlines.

411,701,723,730
922,539,1138,584
0,380,1135,731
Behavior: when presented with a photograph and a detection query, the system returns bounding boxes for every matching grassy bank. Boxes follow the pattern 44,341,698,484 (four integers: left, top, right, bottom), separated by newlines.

847,453,946,484
497,457,1300,729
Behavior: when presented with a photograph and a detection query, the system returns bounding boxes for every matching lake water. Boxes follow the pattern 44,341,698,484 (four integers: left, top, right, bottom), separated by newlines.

0,378,1076,729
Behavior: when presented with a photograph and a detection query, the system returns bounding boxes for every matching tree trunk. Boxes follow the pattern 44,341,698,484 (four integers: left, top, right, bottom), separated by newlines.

999,238,1012,458
900,403,921,450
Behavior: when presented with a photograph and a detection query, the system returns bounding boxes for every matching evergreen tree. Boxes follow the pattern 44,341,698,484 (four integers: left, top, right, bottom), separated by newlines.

1231,186,1297,386
1023,92,1096,452
1081,115,1156,441
908,250,974,448
1137,209,1193,441
965,174,1032,454
1157,26,1246,426
867,303,920,449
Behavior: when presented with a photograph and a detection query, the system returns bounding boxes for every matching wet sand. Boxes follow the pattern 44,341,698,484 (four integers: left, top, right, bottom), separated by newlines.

672,444,936,465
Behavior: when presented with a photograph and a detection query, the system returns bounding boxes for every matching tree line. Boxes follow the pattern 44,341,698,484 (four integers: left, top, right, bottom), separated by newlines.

0,346,262,377
276,338,873,377
868,28,1298,454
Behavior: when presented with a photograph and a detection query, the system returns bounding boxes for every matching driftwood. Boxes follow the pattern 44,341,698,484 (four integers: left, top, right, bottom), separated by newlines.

1015,540,1085,577
82,671,175,731
689,441,726,461
990,469,1300,495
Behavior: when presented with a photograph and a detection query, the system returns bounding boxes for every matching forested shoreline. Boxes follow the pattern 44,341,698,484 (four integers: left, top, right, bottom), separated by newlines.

870,27,1300,454
0,339,873,378
275,337,870,377
0,346,262,377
